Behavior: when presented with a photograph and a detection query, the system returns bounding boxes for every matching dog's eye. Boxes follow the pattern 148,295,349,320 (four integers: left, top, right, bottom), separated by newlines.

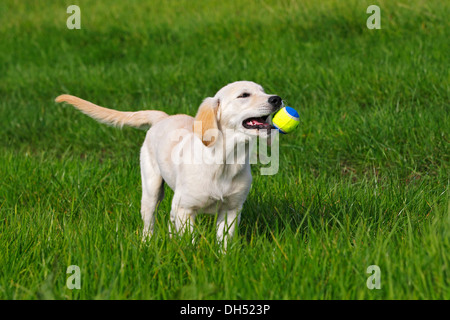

238,93,251,98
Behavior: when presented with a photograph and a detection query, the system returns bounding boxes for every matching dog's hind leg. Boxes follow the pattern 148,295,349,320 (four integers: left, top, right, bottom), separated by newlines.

140,145,164,241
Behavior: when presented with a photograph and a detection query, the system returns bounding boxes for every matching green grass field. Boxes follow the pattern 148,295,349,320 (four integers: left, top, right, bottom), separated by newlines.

0,0,449,299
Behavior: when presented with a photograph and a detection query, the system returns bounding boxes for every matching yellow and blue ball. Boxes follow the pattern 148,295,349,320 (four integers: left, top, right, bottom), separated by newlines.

272,106,299,134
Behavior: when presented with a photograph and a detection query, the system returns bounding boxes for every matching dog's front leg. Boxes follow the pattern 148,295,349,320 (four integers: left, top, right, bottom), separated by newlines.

216,209,241,251
169,205,196,240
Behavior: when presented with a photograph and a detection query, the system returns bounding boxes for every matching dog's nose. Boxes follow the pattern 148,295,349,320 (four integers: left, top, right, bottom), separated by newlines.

268,96,282,108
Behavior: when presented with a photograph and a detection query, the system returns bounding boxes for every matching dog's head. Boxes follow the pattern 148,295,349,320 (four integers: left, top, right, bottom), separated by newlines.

194,81,283,146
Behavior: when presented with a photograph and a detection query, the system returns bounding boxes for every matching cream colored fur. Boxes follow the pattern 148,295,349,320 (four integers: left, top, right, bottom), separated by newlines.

55,94,168,129
56,81,282,250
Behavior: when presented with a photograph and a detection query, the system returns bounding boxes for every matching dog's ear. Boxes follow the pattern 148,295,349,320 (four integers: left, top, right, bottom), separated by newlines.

193,97,220,147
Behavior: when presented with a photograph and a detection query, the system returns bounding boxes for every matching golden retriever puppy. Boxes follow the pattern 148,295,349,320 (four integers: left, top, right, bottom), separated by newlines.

56,81,283,249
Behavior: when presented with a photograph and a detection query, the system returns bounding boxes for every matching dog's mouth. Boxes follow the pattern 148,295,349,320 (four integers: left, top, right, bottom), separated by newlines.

242,115,273,130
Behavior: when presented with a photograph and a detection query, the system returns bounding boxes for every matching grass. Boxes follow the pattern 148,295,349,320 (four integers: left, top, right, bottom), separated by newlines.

0,0,449,299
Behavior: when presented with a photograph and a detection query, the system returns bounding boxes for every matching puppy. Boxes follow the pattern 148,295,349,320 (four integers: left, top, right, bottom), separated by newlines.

56,81,283,248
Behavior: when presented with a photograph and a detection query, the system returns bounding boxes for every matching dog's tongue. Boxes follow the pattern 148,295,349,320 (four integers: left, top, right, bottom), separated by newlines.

247,119,265,126
246,118,273,130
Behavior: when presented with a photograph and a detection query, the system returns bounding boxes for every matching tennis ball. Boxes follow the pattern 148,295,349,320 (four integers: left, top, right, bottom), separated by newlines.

272,106,299,134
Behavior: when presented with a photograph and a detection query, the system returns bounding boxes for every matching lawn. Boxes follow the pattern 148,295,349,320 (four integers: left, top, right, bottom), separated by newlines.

0,0,448,299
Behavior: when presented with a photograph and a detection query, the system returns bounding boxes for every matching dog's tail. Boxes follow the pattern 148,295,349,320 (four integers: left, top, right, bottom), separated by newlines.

55,94,169,130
